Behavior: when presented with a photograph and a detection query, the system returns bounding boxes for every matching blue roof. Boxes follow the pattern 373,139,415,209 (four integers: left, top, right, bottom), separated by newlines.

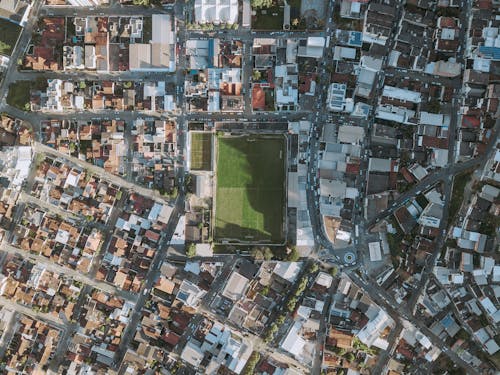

140,219,151,230
148,202,162,221
441,314,453,328
177,291,188,302
115,217,126,229
208,39,215,68
348,31,363,47
479,46,500,61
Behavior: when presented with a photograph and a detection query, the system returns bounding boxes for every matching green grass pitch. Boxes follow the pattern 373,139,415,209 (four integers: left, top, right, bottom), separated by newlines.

214,135,285,243
190,132,213,171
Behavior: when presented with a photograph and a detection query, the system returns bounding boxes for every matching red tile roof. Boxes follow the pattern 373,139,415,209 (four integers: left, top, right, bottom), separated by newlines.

461,115,481,128
252,85,265,111
161,331,180,346
422,136,449,149
400,167,415,183
477,0,492,9
438,17,457,28
346,163,360,174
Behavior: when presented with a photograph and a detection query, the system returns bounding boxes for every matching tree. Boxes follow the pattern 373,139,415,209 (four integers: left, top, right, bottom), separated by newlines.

242,352,261,375
0,40,10,55
330,266,338,277
428,99,441,114
252,246,273,260
251,0,273,9
263,247,273,260
287,297,297,312
265,324,278,341
251,247,264,260
167,186,179,199
252,70,261,81
287,247,300,261
292,18,300,26
297,276,308,292
186,243,196,258
185,173,193,193
260,285,270,296
275,314,286,325
344,352,355,362
308,263,319,273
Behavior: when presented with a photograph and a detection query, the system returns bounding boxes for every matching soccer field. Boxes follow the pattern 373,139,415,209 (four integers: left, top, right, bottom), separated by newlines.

190,132,213,171
214,135,286,243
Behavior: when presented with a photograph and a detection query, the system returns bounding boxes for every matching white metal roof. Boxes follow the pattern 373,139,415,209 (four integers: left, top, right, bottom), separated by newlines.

383,86,422,103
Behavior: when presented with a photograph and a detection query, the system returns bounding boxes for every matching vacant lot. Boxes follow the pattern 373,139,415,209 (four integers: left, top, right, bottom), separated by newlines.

252,7,284,30
7,81,31,111
190,132,212,171
449,171,473,222
0,19,22,56
214,135,286,243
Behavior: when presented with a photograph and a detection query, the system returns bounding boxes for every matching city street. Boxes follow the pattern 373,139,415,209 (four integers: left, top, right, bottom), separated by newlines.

0,0,495,373
347,271,480,375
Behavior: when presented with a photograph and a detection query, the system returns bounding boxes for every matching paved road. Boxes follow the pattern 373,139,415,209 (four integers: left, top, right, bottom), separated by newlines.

369,114,500,229
0,309,17,359
33,142,172,205
0,0,44,103
0,296,65,330
0,1,494,374
371,322,403,374
47,181,133,371
385,67,462,89
0,242,135,300
112,195,183,367
40,4,171,17
303,0,339,255
48,284,93,372
347,271,480,375
366,149,496,229
18,192,80,221
311,284,333,375
10,69,178,83
402,70,481,314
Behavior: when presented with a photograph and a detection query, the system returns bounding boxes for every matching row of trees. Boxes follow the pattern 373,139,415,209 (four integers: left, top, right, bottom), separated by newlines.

186,243,196,257
242,352,261,375
251,245,299,261
251,246,274,260
251,0,274,9
186,22,239,30
263,311,287,342
264,267,313,342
